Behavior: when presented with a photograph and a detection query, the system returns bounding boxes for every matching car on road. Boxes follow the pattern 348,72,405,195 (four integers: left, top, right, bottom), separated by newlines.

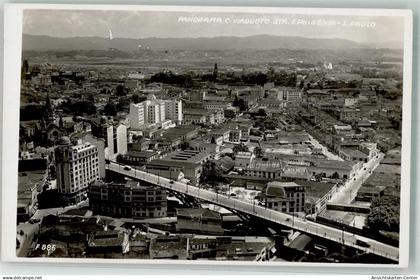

285,218,291,222
169,180,174,184
230,193,237,197
123,166,132,171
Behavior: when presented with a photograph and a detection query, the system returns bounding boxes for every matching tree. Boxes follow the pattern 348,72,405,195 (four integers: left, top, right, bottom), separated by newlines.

104,103,117,116
331,172,340,180
132,94,146,104
256,108,267,117
254,146,264,158
255,116,278,131
233,143,249,154
367,196,400,232
115,84,128,96
70,101,96,116
314,173,323,182
200,160,225,187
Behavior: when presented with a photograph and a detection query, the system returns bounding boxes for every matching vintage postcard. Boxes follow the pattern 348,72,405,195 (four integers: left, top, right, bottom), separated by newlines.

1,4,413,267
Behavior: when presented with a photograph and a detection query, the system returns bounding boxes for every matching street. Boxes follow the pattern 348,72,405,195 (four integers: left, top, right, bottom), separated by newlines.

308,134,344,161
330,152,384,204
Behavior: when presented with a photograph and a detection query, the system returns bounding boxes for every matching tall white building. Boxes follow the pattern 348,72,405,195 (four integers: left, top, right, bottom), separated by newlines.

91,119,127,160
55,138,100,203
129,103,145,130
79,133,106,179
129,97,182,128
114,124,128,155
165,99,183,123
144,100,166,124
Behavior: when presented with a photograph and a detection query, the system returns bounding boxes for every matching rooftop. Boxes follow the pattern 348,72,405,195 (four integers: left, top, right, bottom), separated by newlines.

18,170,46,193
88,230,126,247
160,149,212,164
247,158,284,172
340,148,368,159
265,182,301,197
177,208,222,221
126,150,158,158
162,125,199,137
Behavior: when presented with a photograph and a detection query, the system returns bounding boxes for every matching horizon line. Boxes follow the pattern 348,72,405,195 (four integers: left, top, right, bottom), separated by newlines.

22,33,403,45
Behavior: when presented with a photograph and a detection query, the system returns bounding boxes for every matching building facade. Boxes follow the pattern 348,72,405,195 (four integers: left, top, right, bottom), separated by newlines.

260,181,305,213
165,99,183,124
55,138,100,203
89,180,167,219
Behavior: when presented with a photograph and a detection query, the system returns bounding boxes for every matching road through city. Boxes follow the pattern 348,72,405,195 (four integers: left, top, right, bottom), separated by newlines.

330,152,384,204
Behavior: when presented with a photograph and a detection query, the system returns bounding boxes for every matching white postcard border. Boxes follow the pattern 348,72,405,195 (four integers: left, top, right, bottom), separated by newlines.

1,3,413,268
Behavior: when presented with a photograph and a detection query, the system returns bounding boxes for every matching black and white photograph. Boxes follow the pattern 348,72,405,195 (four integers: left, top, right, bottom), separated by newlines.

1,4,413,267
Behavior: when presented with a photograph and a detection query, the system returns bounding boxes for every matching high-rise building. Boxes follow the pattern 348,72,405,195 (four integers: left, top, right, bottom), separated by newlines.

144,98,166,124
114,124,127,155
78,133,106,179
55,137,100,203
129,103,145,130
91,119,127,159
164,99,183,123
129,97,182,128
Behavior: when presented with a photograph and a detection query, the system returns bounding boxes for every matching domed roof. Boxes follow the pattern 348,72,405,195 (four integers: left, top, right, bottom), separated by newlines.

266,185,286,198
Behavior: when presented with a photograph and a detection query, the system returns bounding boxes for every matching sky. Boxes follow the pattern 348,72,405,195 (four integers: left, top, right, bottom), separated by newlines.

23,9,405,44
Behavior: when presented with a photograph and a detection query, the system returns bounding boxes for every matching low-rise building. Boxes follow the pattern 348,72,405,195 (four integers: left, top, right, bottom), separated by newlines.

259,181,305,213
338,148,369,163
339,108,361,123
244,158,284,180
176,208,224,235
229,129,242,143
17,170,46,222
234,152,254,169
146,149,213,184
208,129,230,143
116,150,160,166
86,230,130,255
356,186,386,202
88,180,167,219
298,180,338,214
149,236,189,259
215,236,275,261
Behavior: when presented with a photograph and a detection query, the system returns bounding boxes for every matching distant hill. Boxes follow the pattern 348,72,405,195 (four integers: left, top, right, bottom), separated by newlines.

22,34,392,51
